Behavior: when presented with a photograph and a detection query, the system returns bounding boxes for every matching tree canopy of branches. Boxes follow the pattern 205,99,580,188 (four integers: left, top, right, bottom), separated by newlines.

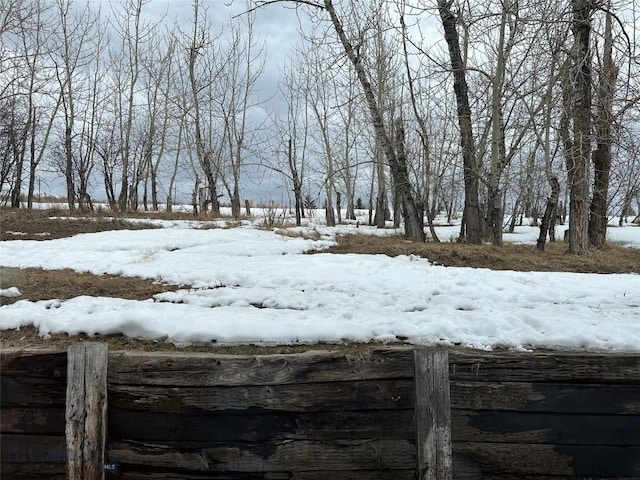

1,0,638,252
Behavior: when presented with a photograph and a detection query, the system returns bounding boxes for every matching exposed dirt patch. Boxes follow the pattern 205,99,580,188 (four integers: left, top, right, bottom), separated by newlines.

0,266,179,306
322,233,640,274
0,207,161,240
0,325,411,354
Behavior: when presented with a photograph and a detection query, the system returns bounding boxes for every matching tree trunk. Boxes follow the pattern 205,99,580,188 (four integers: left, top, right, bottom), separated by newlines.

484,1,514,247
567,0,592,255
368,170,375,226
231,185,241,220
117,0,145,213
324,0,424,241
392,119,402,230
294,186,302,226
188,1,220,217
487,187,504,246
64,126,75,210
103,167,116,210
288,138,303,226
9,112,28,209
374,140,387,228
204,163,220,216
325,198,336,226
588,6,615,249
537,177,560,252
392,181,402,229
437,0,481,244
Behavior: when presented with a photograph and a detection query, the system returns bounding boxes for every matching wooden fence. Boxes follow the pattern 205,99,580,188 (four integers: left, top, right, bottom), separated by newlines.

1,344,639,479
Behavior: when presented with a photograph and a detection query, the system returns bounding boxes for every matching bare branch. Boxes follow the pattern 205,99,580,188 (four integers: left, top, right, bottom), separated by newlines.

232,0,324,19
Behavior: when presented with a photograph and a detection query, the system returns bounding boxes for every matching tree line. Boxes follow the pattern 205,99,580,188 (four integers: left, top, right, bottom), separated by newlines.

1,0,639,254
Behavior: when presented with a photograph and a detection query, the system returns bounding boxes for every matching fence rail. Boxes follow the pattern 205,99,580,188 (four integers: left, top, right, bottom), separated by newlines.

1,344,639,479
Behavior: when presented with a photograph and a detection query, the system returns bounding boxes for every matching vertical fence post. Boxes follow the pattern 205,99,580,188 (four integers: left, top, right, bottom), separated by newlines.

66,342,108,480
414,348,452,480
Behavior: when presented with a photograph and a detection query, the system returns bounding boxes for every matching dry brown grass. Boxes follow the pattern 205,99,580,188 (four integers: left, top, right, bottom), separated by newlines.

0,324,408,354
0,206,238,240
0,266,178,306
0,207,160,240
322,234,640,274
1,207,638,351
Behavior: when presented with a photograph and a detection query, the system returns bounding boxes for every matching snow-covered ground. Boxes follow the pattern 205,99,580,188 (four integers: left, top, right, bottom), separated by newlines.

1,211,639,351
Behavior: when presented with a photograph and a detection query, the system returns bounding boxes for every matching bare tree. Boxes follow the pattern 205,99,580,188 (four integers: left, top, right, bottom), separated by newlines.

325,0,424,240
520,6,569,250
3,0,53,207
588,3,617,248
436,0,481,243
185,0,223,215
266,56,310,226
0,0,34,37
50,0,99,209
250,0,424,241
399,8,440,241
138,29,177,210
110,0,154,211
303,42,337,226
567,0,593,255
0,97,29,206
218,13,265,220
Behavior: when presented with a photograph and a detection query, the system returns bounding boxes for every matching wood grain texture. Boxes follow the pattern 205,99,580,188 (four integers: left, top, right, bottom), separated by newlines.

414,348,452,480
0,433,65,464
449,351,640,383
453,442,640,476
110,469,417,479
107,438,416,472
0,349,66,377
109,378,414,413
451,409,640,445
108,348,414,386
1,375,66,407
109,409,415,443
65,343,108,480
5,347,640,479
0,462,66,480
0,407,65,435
450,381,640,414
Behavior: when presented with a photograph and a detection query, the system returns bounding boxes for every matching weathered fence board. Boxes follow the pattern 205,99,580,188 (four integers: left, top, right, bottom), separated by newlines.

453,442,640,476
109,378,414,414
414,349,452,480
0,433,65,464
109,409,416,443
448,351,640,383
113,469,417,479
1,349,68,479
452,409,640,444
1,406,65,434
289,472,416,480
108,348,414,386
107,438,416,472
0,463,66,480
65,343,108,480
455,476,639,480
2,345,639,479
106,348,422,477
1,375,66,407
449,349,640,479
0,349,67,377
451,380,640,414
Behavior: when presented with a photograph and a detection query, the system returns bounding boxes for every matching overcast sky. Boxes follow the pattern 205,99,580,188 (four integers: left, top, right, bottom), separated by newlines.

99,0,309,111
54,0,318,204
